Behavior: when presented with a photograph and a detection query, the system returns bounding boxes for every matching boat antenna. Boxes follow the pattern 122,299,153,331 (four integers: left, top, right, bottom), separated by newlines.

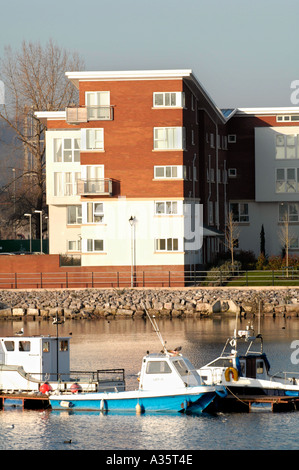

144,308,167,353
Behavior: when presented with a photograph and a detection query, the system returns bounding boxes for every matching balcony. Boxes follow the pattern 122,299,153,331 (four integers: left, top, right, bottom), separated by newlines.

66,106,114,124
77,178,113,196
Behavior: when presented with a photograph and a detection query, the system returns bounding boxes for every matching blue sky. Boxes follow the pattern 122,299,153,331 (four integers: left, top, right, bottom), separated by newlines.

1,0,299,108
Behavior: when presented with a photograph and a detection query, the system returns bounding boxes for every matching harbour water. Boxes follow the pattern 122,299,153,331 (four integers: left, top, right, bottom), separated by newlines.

1,315,299,451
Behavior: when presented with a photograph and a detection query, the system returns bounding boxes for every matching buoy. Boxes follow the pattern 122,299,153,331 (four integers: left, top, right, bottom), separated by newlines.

40,382,53,394
136,402,143,414
70,383,82,394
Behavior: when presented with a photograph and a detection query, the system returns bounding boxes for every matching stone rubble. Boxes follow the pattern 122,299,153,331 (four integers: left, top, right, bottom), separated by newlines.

0,287,299,320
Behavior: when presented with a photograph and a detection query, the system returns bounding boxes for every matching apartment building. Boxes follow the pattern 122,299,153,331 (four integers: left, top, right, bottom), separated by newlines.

36,69,232,274
226,107,299,258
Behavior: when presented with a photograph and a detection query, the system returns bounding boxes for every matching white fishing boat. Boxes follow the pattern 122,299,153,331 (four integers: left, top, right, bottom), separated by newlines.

0,334,125,395
49,314,227,413
198,322,299,405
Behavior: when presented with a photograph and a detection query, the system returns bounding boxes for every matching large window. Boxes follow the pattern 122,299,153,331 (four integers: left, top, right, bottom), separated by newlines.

276,168,299,193
276,134,299,159
86,202,104,223
82,128,104,150
86,239,104,252
154,166,185,179
153,92,184,108
230,203,249,222
279,203,299,222
54,172,80,196
86,91,110,120
67,240,81,252
67,206,82,224
155,201,179,215
153,127,185,150
53,137,80,162
155,238,179,251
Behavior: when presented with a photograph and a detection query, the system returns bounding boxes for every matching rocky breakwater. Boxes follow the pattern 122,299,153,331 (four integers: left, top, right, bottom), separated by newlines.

1,287,299,321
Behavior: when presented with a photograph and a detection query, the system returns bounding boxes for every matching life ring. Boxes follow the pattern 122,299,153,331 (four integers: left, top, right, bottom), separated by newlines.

224,367,239,382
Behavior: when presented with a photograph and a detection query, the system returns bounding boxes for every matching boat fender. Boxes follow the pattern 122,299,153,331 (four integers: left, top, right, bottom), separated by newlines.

40,382,53,394
70,383,82,394
224,367,239,382
136,402,144,414
100,399,107,411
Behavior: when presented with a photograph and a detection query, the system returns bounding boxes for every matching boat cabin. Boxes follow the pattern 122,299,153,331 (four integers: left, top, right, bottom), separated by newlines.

139,352,202,391
0,335,71,383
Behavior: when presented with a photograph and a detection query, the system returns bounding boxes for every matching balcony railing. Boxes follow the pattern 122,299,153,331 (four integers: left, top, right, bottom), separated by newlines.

77,178,113,196
66,106,114,124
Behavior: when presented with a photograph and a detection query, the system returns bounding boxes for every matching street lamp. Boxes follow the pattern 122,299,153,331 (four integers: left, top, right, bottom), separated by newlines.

24,213,32,253
129,216,135,287
34,210,43,254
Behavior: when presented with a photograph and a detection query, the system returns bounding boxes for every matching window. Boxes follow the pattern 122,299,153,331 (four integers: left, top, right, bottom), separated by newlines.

146,361,172,374
153,92,184,108
228,135,236,143
277,115,299,122
86,91,111,120
4,341,14,351
155,238,179,251
279,203,299,222
173,359,189,376
67,240,81,252
155,201,178,215
276,168,299,193
87,239,104,252
228,168,237,177
276,134,299,159
19,341,30,352
43,342,50,353
256,361,264,374
53,137,80,162
154,166,184,179
67,206,82,225
153,127,186,150
230,203,249,222
60,340,68,352
84,129,104,150
54,172,80,197
87,202,104,223
290,237,299,249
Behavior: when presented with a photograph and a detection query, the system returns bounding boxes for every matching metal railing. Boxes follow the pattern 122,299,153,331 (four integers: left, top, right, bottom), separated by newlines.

77,178,113,196
0,269,298,289
66,105,114,124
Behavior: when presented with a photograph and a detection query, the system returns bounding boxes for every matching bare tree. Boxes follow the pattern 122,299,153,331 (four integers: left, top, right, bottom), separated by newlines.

0,39,84,238
224,211,240,270
279,212,293,277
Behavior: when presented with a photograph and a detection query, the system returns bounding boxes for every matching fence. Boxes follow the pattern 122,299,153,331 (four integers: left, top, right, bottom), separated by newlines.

0,269,298,289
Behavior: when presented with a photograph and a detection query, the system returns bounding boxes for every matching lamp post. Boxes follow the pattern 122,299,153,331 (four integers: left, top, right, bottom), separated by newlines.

129,216,135,287
34,210,42,254
12,168,16,238
24,213,32,253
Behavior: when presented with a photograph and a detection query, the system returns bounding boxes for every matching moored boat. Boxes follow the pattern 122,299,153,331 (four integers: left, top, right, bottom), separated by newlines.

197,321,299,407
49,349,226,413
49,313,226,413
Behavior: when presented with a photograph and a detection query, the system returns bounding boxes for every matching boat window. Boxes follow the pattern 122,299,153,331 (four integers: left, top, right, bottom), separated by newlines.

172,359,189,376
257,360,264,374
19,341,30,352
146,361,172,374
209,358,233,368
59,340,68,352
4,341,14,351
43,341,50,353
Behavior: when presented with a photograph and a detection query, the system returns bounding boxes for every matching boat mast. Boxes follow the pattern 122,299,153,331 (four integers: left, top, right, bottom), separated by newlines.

144,308,167,353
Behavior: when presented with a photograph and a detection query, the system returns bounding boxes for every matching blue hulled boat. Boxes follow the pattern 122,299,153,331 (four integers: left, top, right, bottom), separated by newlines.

49,350,226,413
